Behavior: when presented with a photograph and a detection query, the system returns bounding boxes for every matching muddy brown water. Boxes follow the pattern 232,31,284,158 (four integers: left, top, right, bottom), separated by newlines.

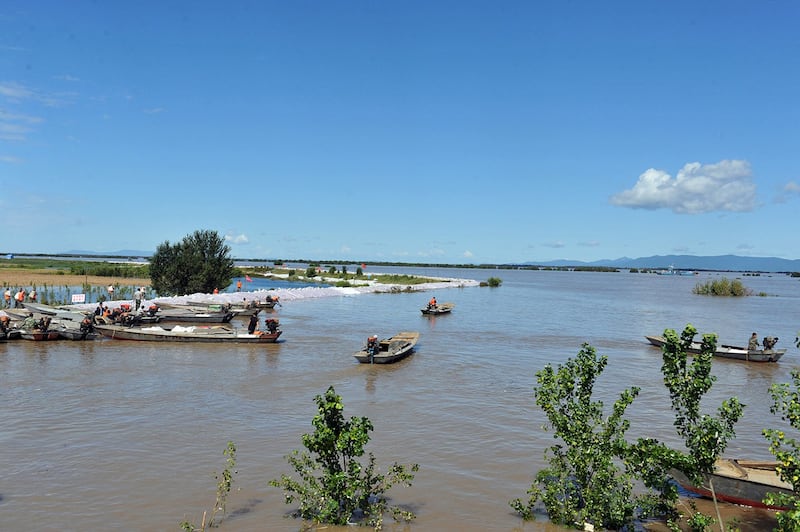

1,267,797,530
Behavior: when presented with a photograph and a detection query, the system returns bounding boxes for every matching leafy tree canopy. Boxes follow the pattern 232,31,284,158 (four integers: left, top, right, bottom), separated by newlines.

150,229,235,296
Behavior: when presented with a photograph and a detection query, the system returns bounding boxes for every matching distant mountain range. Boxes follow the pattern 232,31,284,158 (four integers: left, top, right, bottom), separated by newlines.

48,251,800,272
522,254,800,273
63,250,153,258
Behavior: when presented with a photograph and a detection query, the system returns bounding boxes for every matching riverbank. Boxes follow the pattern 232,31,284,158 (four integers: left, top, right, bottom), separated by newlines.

0,269,148,288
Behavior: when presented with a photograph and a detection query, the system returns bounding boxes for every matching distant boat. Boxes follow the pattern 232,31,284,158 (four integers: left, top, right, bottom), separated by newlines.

671,458,793,510
645,335,786,362
353,331,419,364
657,265,695,276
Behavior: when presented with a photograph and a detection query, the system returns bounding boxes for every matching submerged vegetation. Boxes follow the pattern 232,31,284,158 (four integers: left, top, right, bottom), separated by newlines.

181,441,238,531
692,277,751,296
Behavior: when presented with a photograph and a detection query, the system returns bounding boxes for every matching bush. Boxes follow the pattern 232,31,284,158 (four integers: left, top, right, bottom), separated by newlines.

486,277,502,287
692,277,751,296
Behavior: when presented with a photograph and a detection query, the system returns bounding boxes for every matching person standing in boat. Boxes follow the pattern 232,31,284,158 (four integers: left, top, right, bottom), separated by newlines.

428,296,437,310
748,332,759,351
247,313,259,334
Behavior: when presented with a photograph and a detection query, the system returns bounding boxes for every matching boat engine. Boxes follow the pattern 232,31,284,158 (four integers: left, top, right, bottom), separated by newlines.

763,336,779,350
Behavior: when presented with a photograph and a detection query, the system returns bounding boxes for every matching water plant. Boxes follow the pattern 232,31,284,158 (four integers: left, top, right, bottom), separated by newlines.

181,441,238,531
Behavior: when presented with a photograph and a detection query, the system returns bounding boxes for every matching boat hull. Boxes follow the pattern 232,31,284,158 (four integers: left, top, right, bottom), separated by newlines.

94,324,281,343
671,459,793,510
645,335,786,362
19,330,61,341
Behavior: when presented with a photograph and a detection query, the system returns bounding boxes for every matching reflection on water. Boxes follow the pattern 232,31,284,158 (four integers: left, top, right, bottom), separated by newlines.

1,268,798,531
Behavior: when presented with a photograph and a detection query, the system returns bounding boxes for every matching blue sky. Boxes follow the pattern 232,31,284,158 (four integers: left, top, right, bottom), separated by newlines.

1,1,798,263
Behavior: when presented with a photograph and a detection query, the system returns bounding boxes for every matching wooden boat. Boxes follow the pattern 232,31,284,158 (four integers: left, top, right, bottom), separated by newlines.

645,335,786,362
353,331,419,364
94,323,281,343
19,329,61,341
22,301,91,322
671,458,793,510
54,322,99,341
156,307,234,323
421,302,455,315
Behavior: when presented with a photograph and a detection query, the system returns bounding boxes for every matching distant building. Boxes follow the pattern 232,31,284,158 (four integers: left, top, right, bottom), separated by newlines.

5,253,13,259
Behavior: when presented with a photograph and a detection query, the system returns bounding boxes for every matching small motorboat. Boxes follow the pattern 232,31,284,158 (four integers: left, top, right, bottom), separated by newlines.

353,331,419,364
420,302,454,315
645,335,786,362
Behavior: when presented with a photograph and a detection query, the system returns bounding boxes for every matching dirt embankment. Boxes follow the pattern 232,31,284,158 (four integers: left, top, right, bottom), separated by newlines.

0,269,148,289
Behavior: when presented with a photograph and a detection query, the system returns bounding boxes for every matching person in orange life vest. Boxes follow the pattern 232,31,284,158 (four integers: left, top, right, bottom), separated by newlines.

15,288,25,308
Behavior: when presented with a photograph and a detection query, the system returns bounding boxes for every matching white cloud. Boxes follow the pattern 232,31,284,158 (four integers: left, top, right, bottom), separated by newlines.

462,250,473,258
610,160,757,214
785,181,800,194
543,240,565,248
0,154,22,164
0,81,34,101
0,109,43,141
224,233,249,244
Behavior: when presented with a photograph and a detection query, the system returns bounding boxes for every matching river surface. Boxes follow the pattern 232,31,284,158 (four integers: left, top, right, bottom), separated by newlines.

2,267,799,531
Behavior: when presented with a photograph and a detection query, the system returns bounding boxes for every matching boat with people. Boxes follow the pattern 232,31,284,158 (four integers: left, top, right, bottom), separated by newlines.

670,458,793,510
19,302,97,340
94,321,281,343
3,312,61,340
645,334,786,362
420,302,454,315
353,331,419,364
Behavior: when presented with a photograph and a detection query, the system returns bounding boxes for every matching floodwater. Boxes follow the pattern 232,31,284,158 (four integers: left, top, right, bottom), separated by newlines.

1,267,798,531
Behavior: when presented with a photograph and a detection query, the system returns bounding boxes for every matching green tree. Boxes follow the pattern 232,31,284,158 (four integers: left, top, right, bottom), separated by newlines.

270,386,419,529
763,370,800,530
512,325,745,530
511,344,646,529
150,230,235,296
627,325,744,530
